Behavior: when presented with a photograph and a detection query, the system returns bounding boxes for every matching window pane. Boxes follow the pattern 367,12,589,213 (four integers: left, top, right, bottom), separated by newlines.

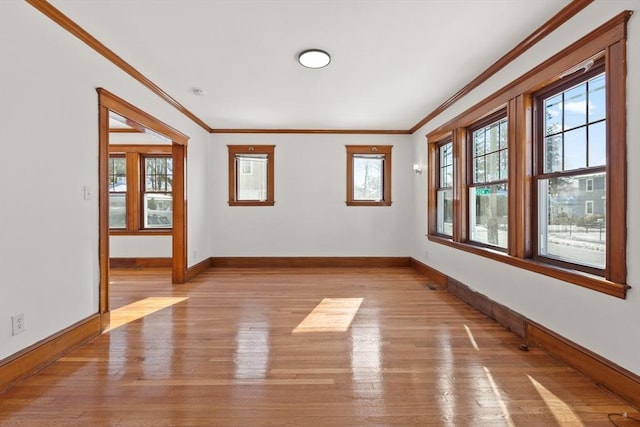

544,94,563,136
474,157,485,183
538,173,605,269
485,151,500,182
143,193,172,228
588,74,606,122
353,155,384,201
564,127,587,170
469,184,508,248
109,193,126,229
588,121,606,167
145,157,173,192
486,122,500,153
437,189,453,236
474,132,485,155
237,155,268,201
564,83,587,130
544,135,562,173
499,150,508,180
108,157,126,191
499,119,508,149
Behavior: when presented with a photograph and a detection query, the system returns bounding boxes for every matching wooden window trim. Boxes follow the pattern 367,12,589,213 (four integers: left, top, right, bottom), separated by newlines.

227,145,275,206
346,145,392,207
426,12,631,299
108,145,172,235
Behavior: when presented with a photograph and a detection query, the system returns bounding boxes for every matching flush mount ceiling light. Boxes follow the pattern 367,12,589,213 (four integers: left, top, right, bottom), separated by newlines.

298,49,331,69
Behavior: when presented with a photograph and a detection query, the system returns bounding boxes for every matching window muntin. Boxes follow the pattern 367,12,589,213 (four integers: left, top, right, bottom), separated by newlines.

436,141,453,236
536,69,606,273
143,156,173,229
469,117,508,248
228,145,275,206
108,156,127,229
346,145,392,206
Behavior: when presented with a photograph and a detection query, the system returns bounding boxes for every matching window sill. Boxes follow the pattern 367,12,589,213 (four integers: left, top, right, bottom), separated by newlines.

109,230,172,236
346,201,392,207
427,234,629,299
228,201,275,207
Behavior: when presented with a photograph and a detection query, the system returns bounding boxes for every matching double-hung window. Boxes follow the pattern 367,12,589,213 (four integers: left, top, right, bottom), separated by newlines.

108,155,127,229
469,114,508,249
143,156,173,228
534,67,606,273
426,12,629,298
436,141,453,235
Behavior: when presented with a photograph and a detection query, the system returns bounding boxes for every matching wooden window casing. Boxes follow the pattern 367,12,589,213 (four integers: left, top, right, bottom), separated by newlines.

426,12,630,298
346,145,392,206
227,145,275,206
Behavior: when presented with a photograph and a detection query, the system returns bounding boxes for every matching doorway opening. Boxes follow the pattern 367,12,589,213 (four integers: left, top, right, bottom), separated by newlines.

98,88,188,330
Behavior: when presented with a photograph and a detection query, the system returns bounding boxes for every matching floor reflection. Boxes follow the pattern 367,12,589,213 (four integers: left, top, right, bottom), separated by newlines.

234,322,270,379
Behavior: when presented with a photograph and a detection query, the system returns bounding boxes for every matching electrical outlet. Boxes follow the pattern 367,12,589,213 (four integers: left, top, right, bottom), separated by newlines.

424,250,429,260
12,313,25,335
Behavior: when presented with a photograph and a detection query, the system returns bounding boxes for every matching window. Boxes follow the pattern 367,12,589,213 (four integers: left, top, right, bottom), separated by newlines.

108,156,127,229
585,200,594,215
535,68,606,272
108,145,172,234
469,115,508,249
436,141,453,235
426,13,628,298
346,145,392,206
228,145,275,206
143,156,173,228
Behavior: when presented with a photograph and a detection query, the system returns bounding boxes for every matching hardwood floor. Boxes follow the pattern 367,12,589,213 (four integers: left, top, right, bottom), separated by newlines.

0,267,637,426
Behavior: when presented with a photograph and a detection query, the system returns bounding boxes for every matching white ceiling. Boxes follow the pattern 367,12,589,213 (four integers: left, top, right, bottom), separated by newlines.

50,0,572,131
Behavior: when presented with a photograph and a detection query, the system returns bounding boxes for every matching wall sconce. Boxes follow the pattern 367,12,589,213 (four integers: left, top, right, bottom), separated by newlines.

413,163,423,175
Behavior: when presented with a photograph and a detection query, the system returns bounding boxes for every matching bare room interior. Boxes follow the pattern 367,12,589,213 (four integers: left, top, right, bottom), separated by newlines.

1,0,639,425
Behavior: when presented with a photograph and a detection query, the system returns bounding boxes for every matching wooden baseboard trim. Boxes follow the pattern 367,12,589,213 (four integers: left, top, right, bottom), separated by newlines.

210,256,412,269
407,258,640,410
409,258,448,287
527,322,640,409
446,277,527,338
110,257,172,269
0,313,101,392
186,258,211,281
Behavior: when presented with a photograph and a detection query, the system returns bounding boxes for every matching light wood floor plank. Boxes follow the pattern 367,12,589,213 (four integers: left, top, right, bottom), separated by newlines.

0,267,637,426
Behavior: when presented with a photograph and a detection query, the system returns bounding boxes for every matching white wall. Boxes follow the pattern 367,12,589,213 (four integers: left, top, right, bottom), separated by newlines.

0,0,210,360
211,133,413,257
411,0,640,375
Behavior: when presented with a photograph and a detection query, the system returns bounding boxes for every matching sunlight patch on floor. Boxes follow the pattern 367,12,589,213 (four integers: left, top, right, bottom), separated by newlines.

106,297,188,331
483,366,515,427
464,324,479,351
293,298,363,333
528,375,585,426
